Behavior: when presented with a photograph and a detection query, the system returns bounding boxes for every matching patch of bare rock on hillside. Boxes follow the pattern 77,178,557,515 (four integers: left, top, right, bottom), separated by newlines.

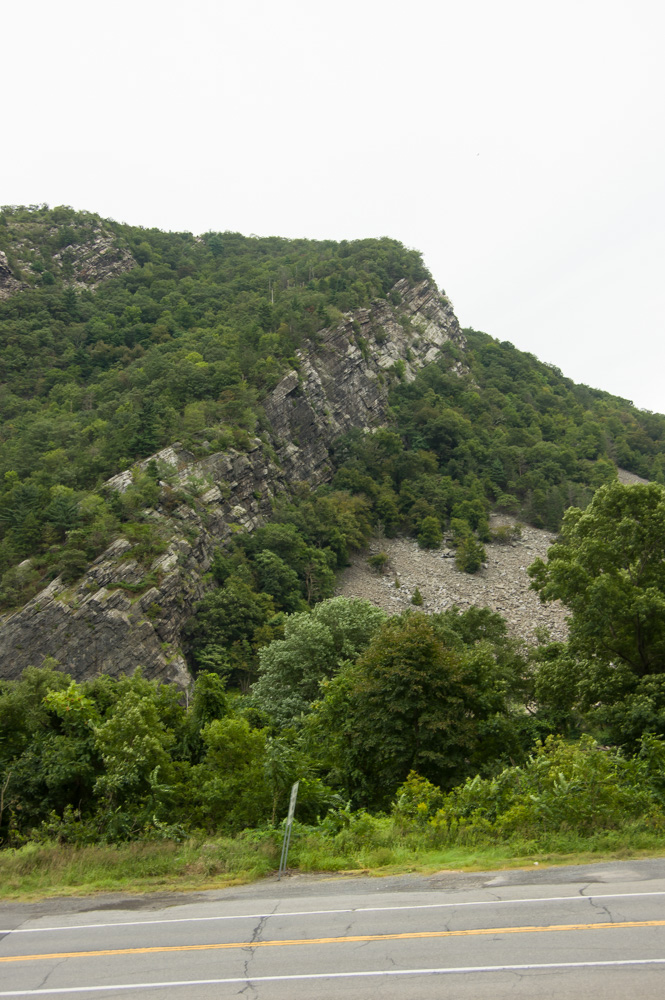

335,519,568,645
617,468,649,485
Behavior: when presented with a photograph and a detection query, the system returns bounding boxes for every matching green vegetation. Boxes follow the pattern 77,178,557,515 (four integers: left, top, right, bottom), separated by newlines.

3,824,664,902
0,204,425,609
5,482,665,876
182,490,373,687
3,727,665,900
3,207,665,895
367,551,390,573
0,602,520,847
330,333,665,566
529,481,665,677
529,481,665,748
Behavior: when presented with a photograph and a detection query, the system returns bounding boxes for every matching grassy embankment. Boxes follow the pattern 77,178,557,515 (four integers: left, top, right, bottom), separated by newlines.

3,821,664,902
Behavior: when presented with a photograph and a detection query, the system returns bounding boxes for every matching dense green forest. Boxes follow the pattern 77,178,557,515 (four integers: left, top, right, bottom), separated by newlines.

331,331,665,561
2,204,665,610
2,205,665,871
0,204,427,607
2,204,664,611
4,541,665,852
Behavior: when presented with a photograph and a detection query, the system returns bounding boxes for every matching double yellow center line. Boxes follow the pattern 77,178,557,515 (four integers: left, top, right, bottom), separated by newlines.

2,919,664,964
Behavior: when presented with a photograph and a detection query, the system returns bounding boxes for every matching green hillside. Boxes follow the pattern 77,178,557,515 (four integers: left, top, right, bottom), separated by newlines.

3,207,665,872
2,205,664,616
330,330,665,566
0,205,427,606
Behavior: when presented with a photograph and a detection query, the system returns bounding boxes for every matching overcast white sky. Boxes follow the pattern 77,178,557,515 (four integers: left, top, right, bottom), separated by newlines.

4,0,664,411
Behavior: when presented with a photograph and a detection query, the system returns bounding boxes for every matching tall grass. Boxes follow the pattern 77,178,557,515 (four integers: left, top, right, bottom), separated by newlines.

2,816,664,902
0,833,280,899
5,737,665,901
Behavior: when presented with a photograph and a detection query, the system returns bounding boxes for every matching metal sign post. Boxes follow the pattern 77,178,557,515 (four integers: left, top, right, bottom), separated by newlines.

277,780,299,880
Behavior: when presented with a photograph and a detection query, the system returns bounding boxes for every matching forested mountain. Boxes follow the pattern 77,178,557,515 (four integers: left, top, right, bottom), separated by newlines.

2,205,665,858
0,204,427,487
1,204,663,621
331,329,665,556
0,205,433,612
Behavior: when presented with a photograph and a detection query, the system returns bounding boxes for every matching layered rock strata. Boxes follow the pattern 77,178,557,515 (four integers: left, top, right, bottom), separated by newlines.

0,225,135,299
0,251,23,300
0,280,463,685
53,232,135,289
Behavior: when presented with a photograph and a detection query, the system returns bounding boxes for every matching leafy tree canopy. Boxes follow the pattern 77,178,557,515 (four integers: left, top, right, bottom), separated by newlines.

252,597,387,728
529,482,665,678
308,610,524,807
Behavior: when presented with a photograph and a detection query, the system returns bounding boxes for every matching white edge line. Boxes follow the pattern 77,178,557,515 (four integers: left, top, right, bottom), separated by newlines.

1,959,665,995
2,890,665,936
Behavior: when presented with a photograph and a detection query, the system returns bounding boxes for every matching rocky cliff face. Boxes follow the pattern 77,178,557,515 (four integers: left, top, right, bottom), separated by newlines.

0,279,463,686
53,230,135,289
0,251,23,300
0,222,135,299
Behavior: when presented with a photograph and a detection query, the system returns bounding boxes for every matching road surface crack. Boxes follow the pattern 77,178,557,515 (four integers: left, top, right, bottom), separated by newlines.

33,958,65,992
236,902,278,996
587,895,614,922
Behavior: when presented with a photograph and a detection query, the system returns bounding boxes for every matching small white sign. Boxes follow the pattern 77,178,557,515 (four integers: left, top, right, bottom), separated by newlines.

278,780,300,879
286,780,299,824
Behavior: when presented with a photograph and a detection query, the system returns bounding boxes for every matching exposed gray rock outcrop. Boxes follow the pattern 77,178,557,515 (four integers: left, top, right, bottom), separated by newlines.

52,231,135,288
0,251,23,300
335,519,569,645
263,279,460,485
0,280,463,685
0,224,135,299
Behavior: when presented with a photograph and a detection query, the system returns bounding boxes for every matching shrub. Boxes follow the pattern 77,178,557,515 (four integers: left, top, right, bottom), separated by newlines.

368,552,390,574
431,735,665,843
454,536,486,573
393,771,445,825
417,516,443,549
491,524,522,544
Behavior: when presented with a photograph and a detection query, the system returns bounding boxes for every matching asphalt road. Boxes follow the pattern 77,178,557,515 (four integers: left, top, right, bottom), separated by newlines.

2,860,665,998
